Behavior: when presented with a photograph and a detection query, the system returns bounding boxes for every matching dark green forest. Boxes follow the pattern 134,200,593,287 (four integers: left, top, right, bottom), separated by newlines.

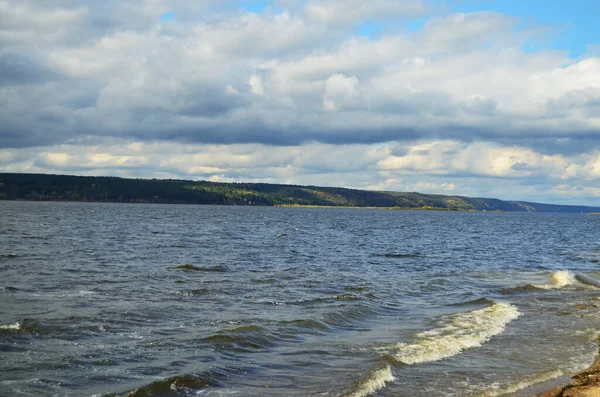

0,173,598,213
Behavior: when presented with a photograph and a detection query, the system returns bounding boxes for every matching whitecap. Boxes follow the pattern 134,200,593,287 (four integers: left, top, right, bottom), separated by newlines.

533,271,576,290
394,302,520,365
344,366,394,397
0,321,22,330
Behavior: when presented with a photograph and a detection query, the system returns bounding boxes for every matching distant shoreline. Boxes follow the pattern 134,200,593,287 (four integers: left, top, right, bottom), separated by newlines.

0,199,487,211
2,172,600,213
275,204,485,211
4,199,600,214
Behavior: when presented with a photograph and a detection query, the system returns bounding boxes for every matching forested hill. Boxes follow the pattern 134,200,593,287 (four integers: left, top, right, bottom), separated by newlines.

0,173,598,213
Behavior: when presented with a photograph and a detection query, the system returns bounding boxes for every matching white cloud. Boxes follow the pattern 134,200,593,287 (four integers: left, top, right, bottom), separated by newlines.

378,140,571,179
303,0,430,25
323,74,358,111
1,1,600,205
3,3,599,150
249,75,265,95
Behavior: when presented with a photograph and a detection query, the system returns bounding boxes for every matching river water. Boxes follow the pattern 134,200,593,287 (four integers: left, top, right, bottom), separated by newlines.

1,201,600,397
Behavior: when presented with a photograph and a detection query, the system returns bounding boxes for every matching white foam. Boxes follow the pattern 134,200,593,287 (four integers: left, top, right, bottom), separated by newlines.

0,321,22,330
345,366,394,397
534,271,576,290
472,370,563,397
394,302,520,365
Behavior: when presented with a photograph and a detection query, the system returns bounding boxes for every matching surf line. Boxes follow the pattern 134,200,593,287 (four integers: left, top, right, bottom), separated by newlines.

344,272,600,396
393,301,520,365
343,301,520,397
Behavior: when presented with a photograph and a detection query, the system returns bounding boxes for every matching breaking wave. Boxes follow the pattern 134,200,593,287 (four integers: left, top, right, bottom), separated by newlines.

344,366,394,397
471,369,563,397
497,271,579,294
532,271,576,290
0,322,22,331
393,302,520,365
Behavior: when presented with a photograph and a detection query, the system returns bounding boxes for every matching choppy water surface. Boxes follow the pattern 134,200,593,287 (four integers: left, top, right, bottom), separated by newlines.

1,202,600,397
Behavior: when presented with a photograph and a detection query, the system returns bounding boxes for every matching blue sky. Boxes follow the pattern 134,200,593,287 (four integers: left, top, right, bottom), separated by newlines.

237,0,272,13
2,0,600,205
230,0,599,55
450,0,599,57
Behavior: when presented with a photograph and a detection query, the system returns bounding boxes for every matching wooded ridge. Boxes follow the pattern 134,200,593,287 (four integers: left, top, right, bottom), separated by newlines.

1,173,598,213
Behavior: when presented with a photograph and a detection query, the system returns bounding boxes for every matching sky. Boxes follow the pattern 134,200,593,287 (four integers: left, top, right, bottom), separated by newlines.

1,0,600,205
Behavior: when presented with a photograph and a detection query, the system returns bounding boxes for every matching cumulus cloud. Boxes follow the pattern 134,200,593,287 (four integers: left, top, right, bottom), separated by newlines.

323,74,358,111
1,0,600,204
2,0,599,152
303,0,430,25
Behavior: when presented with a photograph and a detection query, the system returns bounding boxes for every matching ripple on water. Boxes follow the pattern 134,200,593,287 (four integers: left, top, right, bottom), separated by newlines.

170,264,229,272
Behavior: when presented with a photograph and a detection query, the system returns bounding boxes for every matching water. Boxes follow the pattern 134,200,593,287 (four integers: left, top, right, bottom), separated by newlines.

1,201,599,397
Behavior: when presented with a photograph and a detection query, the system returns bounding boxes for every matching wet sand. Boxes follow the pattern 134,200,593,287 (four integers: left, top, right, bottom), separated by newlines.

537,337,600,397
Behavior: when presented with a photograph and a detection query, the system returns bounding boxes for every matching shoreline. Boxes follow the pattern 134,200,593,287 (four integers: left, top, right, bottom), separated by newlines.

0,200,493,211
274,204,488,211
537,337,600,397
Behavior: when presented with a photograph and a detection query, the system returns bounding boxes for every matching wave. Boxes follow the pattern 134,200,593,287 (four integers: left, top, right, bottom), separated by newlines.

0,322,22,330
448,297,495,307
262,293,368,307
0,286,23,293
345,285,369,292
0,253,17,258
332,294,362,300
497,271,577,294
532,271,576,290
113,373,221,396
321,304,377,328
171,264,228,272
198,325,281,352
173,288,213,296
471,369,563,397
373,253,421,258
280,319,329,333
393,302,520,365
344,366,394,397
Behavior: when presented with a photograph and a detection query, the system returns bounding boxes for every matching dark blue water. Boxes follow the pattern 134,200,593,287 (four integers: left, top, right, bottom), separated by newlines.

1,202,600,397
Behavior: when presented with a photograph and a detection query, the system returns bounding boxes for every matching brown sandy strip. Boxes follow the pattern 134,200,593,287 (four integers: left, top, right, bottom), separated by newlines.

537,337,600,397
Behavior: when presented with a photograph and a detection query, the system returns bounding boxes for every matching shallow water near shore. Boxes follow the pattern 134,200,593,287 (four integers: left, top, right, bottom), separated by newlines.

1,201,600,397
